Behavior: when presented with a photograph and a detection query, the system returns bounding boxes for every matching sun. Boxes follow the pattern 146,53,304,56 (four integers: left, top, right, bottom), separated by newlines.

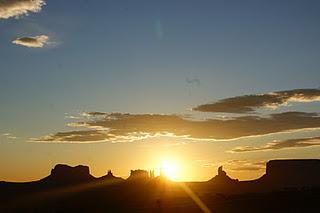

161,160,179,180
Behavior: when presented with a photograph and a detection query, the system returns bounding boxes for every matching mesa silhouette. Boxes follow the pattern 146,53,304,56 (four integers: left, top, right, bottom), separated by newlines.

1,159,320,213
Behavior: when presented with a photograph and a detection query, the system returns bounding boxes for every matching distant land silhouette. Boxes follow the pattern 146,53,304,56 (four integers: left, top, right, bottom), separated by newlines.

1,159,320,212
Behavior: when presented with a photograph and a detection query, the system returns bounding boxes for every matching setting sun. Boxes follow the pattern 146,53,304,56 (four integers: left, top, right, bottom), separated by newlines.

161,160,179,180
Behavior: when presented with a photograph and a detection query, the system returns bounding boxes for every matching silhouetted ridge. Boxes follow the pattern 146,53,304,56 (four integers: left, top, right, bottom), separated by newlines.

43,164,94,184
4,159,320,194
2,159,320,213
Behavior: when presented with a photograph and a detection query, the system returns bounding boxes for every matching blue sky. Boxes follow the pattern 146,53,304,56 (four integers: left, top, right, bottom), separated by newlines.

1,0,320,181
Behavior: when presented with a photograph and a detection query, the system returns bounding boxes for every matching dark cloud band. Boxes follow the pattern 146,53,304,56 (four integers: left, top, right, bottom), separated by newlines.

31,111,320,143
193,89,320,113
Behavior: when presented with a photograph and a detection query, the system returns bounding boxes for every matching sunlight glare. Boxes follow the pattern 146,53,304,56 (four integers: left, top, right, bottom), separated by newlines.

161,160,179,180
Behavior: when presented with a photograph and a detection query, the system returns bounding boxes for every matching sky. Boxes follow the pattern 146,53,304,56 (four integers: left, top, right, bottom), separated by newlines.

1,0,320,182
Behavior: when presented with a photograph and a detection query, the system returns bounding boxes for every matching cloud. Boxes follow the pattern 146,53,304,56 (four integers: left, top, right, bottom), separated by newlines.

2,133,17,140
31,111,320,143
193,88,320,113
12,35,49,48
200,159,266,172
230,136,320,153
226,160,266,172
0,0,45,19
83,112,108,117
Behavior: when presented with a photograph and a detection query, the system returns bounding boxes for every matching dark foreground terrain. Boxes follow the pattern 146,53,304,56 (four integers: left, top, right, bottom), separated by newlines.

1,159,320,213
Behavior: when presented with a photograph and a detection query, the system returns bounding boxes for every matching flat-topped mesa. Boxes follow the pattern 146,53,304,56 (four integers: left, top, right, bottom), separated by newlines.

263,159,320,187
46,164,94,184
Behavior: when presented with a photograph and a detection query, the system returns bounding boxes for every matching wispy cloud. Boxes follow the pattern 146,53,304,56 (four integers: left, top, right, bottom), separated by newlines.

193,88,320,113
2,133,17,140
12,35,49,48
199,159,266,172
0,0,45,19
226,160,266,172
31,111,320,143
230,136,320,153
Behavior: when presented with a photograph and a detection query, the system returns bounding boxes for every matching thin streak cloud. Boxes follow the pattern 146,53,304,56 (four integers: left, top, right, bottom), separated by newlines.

200,159,266,172
2,133,17,140
230,136,320,153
